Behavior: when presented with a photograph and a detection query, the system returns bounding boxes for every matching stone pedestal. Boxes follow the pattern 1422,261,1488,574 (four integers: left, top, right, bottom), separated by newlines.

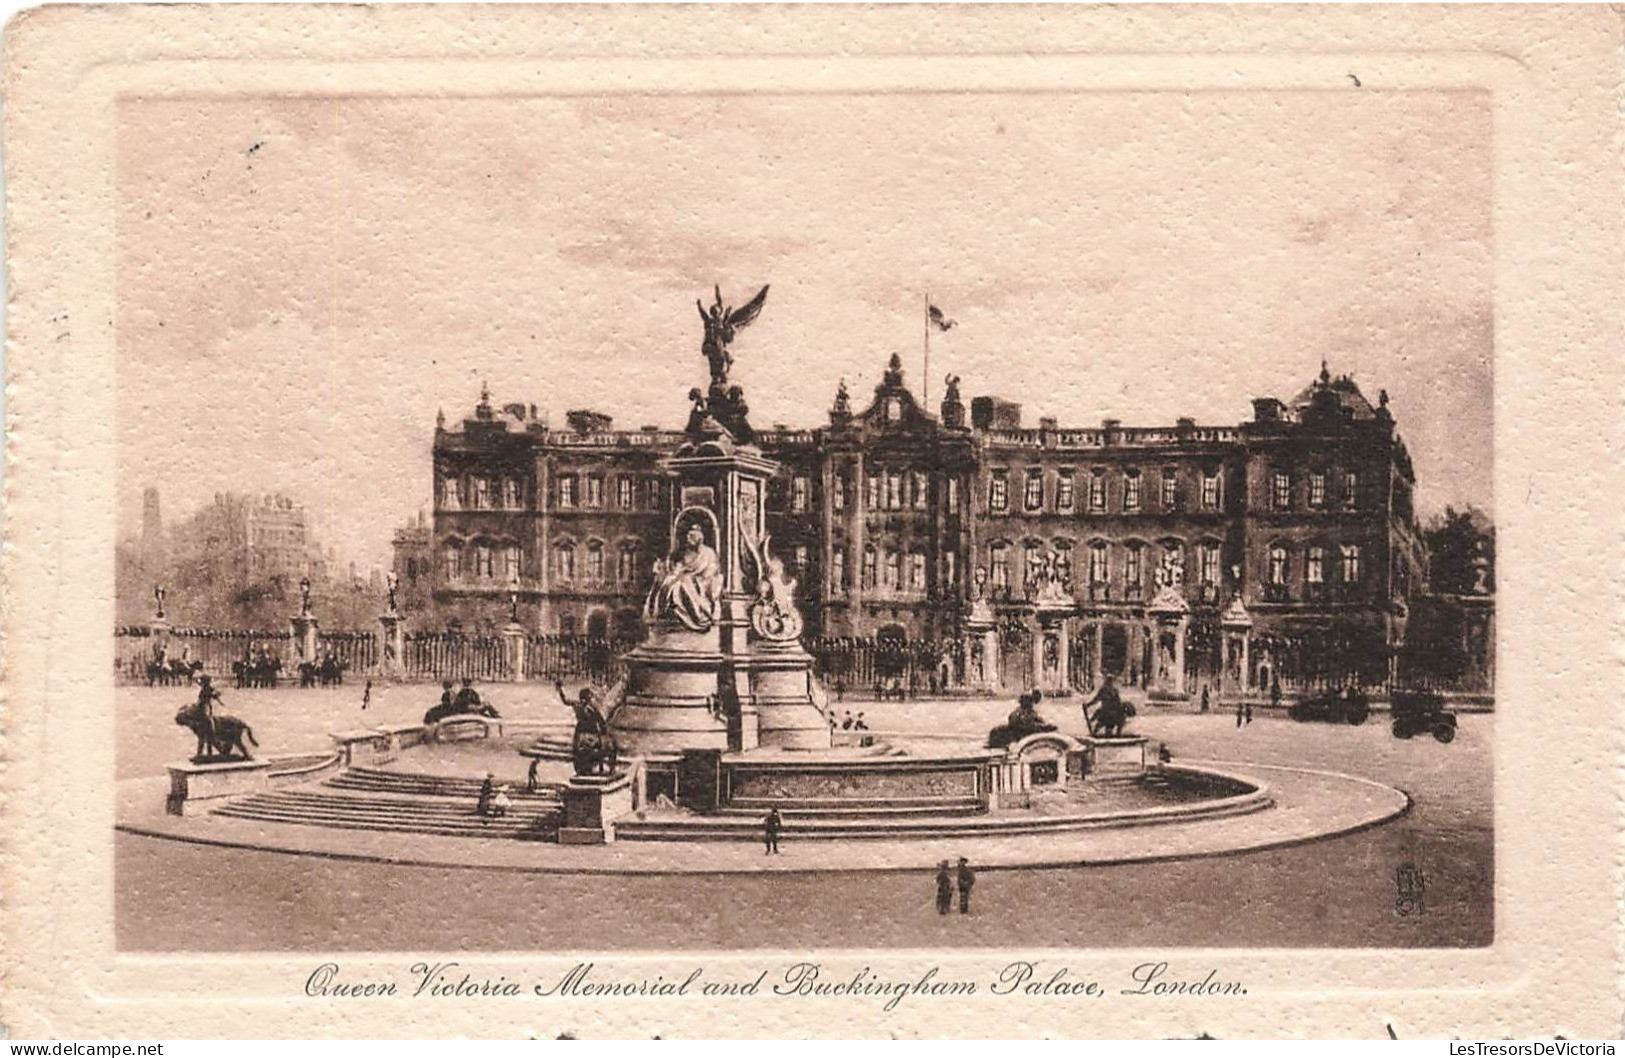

150,616,171,656
1085,736,1149,780
1147,585,1190,700
289,614,319,664
378,613,405,678
1219,596,1253,700
962,599,1001,693
502,622,528,681
166,759,273,816
557,772,636,844
1032,604,1076,696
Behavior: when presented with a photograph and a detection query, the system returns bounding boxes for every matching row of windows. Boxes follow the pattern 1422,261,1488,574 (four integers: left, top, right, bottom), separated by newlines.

983,539,1224,592
555,474,660,512
826,545,952,597
989,467,1224,515
829,471,961,515
440,476,525,511
1265,542,1363,588
1269,469,1361,511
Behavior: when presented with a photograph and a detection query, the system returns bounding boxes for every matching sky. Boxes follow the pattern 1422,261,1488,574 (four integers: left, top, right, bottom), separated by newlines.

117,90,1493,571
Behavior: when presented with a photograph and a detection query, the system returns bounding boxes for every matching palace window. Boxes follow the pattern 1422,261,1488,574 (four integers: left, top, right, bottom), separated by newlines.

1198,542,1220,585
1025,542,1045,589
1202,470,1221,510
474,545,494,580
471,478,489,509
885,472,902,511
442,477,462,510
1088,541,1109,585
791,476,810,513
832,472,847,513
617,543,637,582
946,477,961,515
1161,468,1178,510
990,543,1010,590
865,474,881,510
557,475,578,509
616,476,634,510
989,470,1009,513
912,471,929,511
1343,471,1360,510
503,478,521,509
830,549,846,594
1123,470,1142,512
862,545,878,589
586,541,605,583
908,552,927,593
943,550,957,589
794,544,810,576
1023,469,1044,512
1340,543,1362,583
1308,470,1327,509
504,546,522,584
1089,470,1107,512
884,398,901,421
444,545,462,582
556,542,576,582
883,549,901,591
585,475,605,508
1125,542,1144,595
1268,544,1289,585
1056,470,1075,512
1306,545,1325,584
1272,471,1292,510
559,612,576,636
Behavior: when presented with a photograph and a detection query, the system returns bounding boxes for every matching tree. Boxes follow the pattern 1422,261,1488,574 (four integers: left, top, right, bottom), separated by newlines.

1424,506,1494,595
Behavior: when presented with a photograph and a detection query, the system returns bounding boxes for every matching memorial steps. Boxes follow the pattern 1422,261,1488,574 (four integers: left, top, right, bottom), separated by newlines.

209,770,563,841
325,766,566,800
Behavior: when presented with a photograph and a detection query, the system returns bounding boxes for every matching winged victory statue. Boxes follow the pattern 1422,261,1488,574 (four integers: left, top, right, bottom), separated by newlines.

697,284,769,391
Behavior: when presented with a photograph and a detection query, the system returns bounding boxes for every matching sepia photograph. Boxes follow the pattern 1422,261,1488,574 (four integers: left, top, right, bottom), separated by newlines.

109,86,1494,953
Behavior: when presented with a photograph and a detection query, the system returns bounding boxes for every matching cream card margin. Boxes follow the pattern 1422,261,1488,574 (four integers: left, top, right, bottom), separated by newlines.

3,4,1621,1040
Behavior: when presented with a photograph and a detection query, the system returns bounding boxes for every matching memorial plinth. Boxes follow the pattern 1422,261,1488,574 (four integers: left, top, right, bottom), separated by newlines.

611,428,830,756
166,759,274,816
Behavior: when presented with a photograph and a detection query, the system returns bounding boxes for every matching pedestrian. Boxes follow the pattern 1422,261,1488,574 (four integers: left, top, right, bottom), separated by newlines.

527,757,541,793
854,712,868,731
1236,699,1245,729
763,808,782,855
936,860,953,915
842,711,854,730
956,857,975,914
492,785,513,818
361,679,372,710
1199,684,1210,714
476,772,495,823
1245,700,1254,726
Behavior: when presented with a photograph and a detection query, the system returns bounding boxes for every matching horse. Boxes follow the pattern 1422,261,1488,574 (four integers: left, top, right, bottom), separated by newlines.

174,702,259,761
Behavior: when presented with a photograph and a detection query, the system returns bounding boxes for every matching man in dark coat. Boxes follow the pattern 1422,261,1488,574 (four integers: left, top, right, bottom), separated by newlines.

763,808,782,855
936,860,953,915
956,857,975,915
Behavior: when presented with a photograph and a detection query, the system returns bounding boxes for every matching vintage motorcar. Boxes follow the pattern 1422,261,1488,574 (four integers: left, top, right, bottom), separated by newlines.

1288,686,1371,726
1390,688,1457,743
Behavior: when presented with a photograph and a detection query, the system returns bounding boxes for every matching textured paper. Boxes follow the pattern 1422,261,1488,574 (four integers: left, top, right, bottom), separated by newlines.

3,4,1621,1040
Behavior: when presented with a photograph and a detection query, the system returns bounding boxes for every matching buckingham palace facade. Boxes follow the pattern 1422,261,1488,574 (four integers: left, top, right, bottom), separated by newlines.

398,355,1426,696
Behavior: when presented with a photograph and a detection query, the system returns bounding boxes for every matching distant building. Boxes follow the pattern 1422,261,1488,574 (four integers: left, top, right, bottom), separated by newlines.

414,356,1428,693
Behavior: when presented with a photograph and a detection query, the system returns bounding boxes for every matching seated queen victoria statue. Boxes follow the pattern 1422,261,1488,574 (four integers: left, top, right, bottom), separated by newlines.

644,523,723,632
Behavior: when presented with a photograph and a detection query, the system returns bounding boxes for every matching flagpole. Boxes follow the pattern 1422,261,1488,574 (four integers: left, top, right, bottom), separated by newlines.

923,292,931,407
